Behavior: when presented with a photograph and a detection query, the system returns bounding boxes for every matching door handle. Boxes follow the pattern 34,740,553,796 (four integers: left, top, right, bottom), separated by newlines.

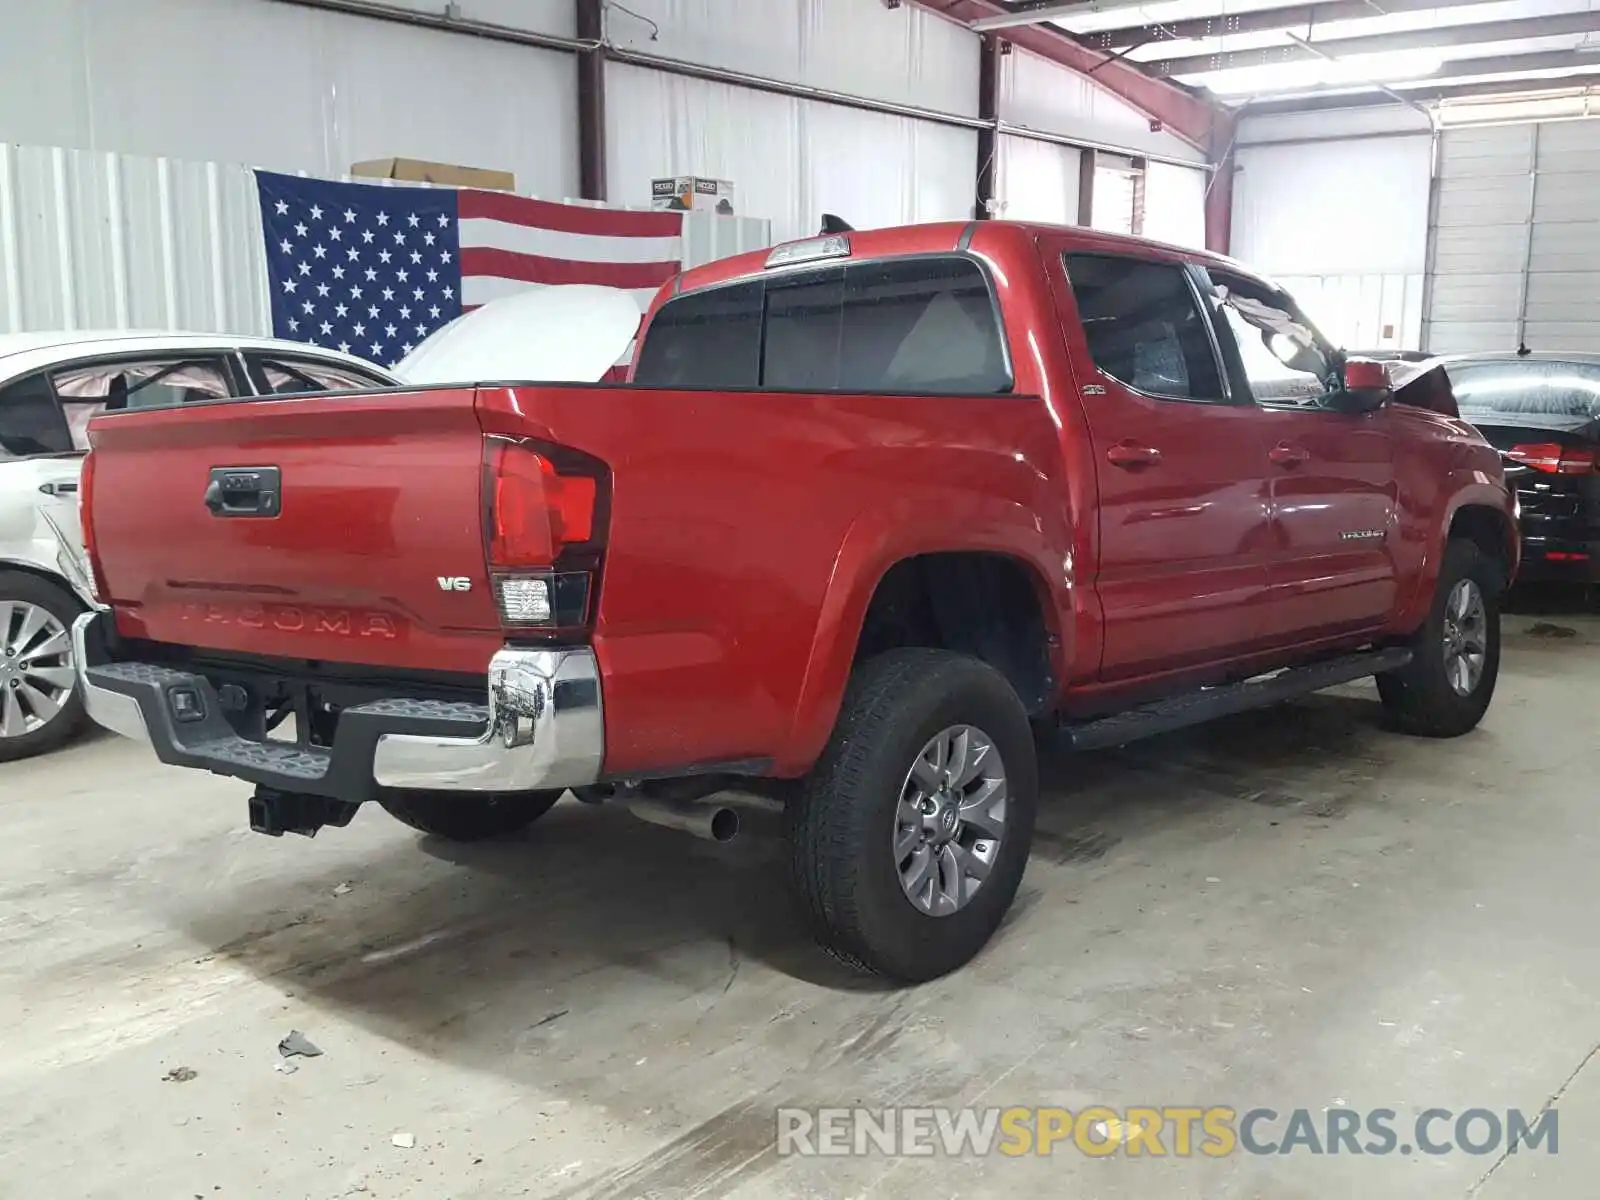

1269,443,1310,467
1106,442,1162,468
38,481,79,497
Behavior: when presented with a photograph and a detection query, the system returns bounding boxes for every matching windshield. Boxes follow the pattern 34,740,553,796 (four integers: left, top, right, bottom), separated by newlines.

1447,359,1600,422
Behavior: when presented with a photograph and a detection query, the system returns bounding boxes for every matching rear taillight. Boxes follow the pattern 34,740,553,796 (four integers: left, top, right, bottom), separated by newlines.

481,437,608,632
1506,442,1595,475
78,450,109,602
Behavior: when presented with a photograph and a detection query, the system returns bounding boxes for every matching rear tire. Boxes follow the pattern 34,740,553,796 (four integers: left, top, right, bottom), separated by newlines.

786,648,1037,983
379,790,563,841
1377,538,1503,737
0,570,88,763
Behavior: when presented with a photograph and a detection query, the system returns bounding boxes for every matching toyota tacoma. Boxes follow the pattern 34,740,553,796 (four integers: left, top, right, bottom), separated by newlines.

70,222,1517,982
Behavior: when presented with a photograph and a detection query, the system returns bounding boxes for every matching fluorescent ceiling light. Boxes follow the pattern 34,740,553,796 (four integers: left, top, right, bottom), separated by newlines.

1201,50,1444,95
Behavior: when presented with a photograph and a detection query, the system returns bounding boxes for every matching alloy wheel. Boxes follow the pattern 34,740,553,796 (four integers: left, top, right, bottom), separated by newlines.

893,724,1008,917
0,601,74,739
1442,578,1488,698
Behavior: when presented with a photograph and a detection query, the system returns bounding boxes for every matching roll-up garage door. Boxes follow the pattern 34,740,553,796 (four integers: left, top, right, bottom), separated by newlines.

1426,121,1600,355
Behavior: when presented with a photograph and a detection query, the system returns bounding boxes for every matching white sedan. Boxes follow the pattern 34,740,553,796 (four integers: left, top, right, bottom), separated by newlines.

0,331,398,761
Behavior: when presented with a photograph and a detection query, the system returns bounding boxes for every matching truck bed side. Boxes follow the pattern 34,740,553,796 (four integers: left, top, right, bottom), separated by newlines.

475,383,1071,777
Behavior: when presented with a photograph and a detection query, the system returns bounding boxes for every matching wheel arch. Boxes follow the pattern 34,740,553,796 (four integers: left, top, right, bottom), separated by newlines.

774,516,1067,775
0,557,86,601
1393,484,1519,635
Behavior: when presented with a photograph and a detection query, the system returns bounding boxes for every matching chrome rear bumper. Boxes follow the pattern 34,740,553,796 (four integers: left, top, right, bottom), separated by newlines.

72,612,604,800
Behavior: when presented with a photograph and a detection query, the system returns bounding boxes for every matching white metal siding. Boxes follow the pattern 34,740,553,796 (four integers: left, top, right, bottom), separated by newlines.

606,0,981,117
995,135,1081,225
1424,120,1600,355
1277,273,1425,355
1425,124,1535,354
1231,133,1432,349
0,145,271,335
0,143,771,338
1000,47,1207,166
606,63,977,244
1091,164,1138,236
1142,161,1207,250
0,0,580,199
1527,121,1600,352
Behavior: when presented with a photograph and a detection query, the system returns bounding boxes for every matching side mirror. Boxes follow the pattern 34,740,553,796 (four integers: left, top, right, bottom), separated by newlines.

1326,357,1392,414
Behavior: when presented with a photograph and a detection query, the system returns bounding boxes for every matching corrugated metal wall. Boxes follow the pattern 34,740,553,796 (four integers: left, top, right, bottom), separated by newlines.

0,142,771,338
1426,120,1600,354
0,144,270,335
1277,273,1425,355
1231,133,1433,352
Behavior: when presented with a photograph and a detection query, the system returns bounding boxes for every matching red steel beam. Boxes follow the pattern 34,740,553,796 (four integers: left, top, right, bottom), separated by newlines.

920,0,1229,150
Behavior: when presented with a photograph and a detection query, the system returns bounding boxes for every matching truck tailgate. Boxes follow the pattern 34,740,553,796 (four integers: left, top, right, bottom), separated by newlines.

88,388,505,674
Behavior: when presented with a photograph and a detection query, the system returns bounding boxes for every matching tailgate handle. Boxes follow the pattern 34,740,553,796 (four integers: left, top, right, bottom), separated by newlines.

205,466,281,518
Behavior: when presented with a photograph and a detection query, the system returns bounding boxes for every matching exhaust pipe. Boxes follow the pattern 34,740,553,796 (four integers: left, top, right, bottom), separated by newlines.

625,795,740,843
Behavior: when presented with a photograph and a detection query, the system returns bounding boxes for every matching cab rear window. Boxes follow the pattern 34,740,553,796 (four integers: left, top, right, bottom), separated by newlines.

633,256,1011,395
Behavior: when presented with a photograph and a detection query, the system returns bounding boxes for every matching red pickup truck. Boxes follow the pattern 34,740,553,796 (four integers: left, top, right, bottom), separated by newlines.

71,221,1517,983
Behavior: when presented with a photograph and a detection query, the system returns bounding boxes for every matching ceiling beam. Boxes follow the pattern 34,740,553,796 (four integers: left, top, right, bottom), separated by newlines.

1227,47,1600,105
1146,10,1600,76
1427,46,1600,81
1243,71,1600,114
1083,0,1504,51
969,0,1157,31
919,0,1229,149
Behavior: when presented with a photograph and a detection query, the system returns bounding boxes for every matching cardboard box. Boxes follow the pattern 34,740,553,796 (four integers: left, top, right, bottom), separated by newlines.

651,176,736,214
351,157,516,192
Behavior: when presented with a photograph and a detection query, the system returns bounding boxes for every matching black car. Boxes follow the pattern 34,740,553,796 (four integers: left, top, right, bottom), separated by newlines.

1436,354,1600,583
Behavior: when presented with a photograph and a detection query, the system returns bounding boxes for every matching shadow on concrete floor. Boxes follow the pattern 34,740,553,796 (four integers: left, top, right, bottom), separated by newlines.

159,685,1414,1094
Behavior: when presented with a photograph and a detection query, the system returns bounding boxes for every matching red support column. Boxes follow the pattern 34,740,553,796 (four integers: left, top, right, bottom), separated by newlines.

975,35,1002,219
1077,147,1097,227
1204,112,1239,255
576,0,607,202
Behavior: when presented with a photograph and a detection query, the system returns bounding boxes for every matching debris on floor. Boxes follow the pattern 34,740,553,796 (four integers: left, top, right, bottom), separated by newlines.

274,1060,298,1075
1526,621,1578,639
162,1066,197,1083
278,1030,323,1058
332,881,354,896
391,1132,416,1149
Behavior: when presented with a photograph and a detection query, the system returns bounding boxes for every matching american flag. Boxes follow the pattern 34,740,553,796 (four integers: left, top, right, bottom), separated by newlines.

255,170,684,369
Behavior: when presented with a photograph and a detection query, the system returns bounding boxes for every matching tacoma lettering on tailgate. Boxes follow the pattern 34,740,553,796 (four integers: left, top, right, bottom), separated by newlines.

180,603,400,639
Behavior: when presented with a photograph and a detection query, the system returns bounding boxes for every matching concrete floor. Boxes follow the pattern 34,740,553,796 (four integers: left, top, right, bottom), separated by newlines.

3,610,1598,1199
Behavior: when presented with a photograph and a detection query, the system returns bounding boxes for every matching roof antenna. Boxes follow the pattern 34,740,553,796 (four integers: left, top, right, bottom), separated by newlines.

1516,342,1531,357
819,214,855,234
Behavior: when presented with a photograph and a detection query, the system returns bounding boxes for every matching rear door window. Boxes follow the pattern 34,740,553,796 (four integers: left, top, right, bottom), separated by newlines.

247,354,392,395
1063,253,1226,403
0,374,71,459
635,256,1011,394
51,358,234,447
1448,360,1600,421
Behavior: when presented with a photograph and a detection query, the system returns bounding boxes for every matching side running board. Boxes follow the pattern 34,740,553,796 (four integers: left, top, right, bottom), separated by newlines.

1056,647,1412,752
